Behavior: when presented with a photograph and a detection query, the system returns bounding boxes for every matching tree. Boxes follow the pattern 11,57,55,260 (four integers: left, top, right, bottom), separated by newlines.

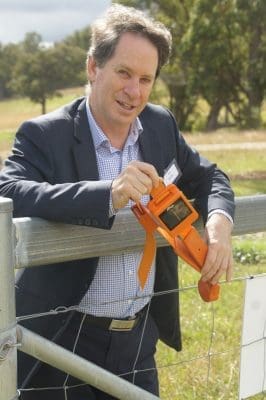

115,0,197,129
0,43,21,99
11,43,86,114
0,32,41,100
236,0,266,128
22,32,42,53
115,0,266,130
55,42,87,87
63,26,91,51
3,1,264,129
182,0,246,130
153,0,197,129
11,48,60,114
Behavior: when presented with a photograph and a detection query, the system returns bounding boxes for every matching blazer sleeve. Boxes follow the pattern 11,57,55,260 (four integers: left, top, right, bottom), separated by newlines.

0,120,113,229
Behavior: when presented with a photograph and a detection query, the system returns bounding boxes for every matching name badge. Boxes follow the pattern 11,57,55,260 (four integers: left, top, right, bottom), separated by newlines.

163,159,182,186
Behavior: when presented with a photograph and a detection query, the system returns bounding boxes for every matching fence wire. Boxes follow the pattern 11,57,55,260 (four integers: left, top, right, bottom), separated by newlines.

15,270,266,400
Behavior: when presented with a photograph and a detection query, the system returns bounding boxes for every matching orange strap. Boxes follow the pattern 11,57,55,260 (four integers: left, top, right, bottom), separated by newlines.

132,204,157,288
132,196,220,302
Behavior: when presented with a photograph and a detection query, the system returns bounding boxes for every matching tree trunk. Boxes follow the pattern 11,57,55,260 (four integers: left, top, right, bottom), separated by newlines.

167,83,195,130
0,85,5,100
205,99,222,131
245,18,264,128
41,98,46,114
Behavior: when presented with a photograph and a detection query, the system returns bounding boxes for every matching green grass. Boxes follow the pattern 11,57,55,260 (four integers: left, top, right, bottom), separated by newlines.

156,255,266,399
156,232,266,399
184,129,266,145
0,130,15,151
200,149,266,177
0,87,85,131
197,149,266,196
234,234,266,255
0,88,85,157
232,179,266,196
156,229,266,399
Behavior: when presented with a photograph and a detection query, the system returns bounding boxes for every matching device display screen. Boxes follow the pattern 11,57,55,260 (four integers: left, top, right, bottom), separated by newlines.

159,198,192,230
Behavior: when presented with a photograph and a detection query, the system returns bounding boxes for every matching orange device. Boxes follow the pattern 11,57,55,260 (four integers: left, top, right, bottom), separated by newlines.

131,181,220,302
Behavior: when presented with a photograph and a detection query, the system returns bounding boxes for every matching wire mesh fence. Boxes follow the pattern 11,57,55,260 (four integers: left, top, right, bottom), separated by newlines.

157,261,266,400
13,261,266,399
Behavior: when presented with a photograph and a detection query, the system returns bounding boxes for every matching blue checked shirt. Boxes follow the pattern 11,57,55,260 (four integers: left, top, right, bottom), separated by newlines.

78,102,155,318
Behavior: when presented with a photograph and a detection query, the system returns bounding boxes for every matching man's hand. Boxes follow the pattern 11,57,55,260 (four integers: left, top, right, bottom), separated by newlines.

111,161,160,210
201,213,233,285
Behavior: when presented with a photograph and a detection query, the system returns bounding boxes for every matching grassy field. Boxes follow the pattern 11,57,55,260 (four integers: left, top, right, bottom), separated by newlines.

0,87,86,131
157,250,266,399
0,93,265,399
195,148,266,197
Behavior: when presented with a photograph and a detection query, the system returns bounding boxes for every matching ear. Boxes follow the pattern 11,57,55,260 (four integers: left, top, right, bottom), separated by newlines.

87,56,97,83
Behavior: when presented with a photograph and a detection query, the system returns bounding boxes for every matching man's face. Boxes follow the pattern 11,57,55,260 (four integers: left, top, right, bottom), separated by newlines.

88,32,158,138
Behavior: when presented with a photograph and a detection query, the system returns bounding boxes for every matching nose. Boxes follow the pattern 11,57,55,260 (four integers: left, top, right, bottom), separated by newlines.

124,78,140,99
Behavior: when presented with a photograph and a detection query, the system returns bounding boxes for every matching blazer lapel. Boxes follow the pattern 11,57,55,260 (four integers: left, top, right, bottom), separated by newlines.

139,116,165,177
72,99,99,181
71,100,165,181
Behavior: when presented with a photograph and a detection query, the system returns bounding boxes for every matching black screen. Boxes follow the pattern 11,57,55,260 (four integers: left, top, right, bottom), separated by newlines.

159,198,192,230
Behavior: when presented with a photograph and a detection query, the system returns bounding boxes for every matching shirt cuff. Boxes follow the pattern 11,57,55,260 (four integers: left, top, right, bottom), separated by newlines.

109,192,117,217
207,209,234,225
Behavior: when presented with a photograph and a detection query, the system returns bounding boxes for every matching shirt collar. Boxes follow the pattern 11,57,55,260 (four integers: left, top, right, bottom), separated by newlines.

86,99,143,151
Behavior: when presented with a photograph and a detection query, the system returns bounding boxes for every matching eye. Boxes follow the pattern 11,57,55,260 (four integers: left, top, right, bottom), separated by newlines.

117,69,130,79
140,77,153,85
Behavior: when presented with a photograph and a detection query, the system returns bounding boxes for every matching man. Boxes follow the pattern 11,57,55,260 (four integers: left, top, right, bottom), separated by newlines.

0,4,235,399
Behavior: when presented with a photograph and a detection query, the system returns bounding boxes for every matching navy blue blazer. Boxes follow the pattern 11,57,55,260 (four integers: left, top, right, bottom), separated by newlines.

0,98,235,387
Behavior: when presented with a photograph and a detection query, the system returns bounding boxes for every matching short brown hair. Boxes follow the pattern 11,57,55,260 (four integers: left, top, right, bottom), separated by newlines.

87,4,172,78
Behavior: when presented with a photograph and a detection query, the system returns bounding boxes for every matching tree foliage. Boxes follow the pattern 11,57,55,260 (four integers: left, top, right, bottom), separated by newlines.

7,31,87,114
63,26,91,51
0,1,265,129
0,43,22,98
236,0,266,127
115,0,266,130
182,0,246,130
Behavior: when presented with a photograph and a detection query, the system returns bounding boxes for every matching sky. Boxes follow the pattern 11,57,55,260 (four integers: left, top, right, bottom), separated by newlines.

0,0,111,44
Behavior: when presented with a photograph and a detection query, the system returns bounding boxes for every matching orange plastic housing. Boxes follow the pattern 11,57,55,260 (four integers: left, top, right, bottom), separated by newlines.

132,181,220,302
148,182,198,239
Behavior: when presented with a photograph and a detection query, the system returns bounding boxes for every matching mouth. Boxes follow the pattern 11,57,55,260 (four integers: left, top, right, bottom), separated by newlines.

116,100,136,111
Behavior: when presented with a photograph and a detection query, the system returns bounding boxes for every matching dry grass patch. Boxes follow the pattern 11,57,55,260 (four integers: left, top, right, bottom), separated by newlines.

184,129,266,145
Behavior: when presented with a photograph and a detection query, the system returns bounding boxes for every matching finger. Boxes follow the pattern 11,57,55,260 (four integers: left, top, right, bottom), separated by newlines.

131,173,153,195
127,186,147,204
124,163,157,195
209,253,231,284
201,246,219,280
202,247,233,285
201,264,220,283
121,174,151,200
201,242,227,282
226,252,234,282
129,161,160,188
